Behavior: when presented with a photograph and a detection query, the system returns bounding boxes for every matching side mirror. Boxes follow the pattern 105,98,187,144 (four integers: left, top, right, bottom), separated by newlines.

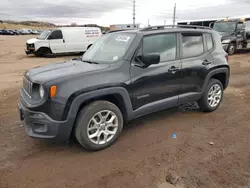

209,23,214,28
141,53,160,67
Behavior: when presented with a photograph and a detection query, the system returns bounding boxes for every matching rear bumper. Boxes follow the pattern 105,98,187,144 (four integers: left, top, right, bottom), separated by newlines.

18,101,72,141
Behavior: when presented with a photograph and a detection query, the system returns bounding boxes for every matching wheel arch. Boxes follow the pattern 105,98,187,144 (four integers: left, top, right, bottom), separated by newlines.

203,67,230,92
36,47,52,55
62,87,133,138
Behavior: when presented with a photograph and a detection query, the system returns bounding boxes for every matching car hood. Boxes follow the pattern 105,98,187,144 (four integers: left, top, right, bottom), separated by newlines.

26,38,41,44
26,60,110,84
219,32,235,40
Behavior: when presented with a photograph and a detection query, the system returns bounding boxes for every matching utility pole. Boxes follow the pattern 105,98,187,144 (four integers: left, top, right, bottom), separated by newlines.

173,3,177,26
133,0,136,27
164,20,166,25
148,19,150,27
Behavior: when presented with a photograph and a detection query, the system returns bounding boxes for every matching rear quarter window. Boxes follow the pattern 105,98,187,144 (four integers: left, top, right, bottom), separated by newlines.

205,33,214,51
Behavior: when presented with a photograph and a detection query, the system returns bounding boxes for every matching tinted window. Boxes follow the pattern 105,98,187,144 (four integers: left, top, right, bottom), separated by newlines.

213,22,236,33
182,34,204,58
143,33,176,62
205,33,213,50
48,30,63,39
237,22,244,32
246,21,250,32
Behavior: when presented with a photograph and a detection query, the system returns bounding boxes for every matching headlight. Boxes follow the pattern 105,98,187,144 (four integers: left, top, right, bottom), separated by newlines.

222,39,231,44
39,85,45,98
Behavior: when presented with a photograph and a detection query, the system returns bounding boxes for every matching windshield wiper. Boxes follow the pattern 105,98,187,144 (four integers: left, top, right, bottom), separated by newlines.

81,60,99,64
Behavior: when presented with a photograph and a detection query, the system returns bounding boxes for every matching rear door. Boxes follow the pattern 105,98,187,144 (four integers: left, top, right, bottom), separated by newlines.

179,32,214,104
48,30,65,53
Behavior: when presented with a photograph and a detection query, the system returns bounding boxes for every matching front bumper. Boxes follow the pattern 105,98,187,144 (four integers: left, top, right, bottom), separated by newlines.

222,43,229,52
18,101,71,141
25,49,35,55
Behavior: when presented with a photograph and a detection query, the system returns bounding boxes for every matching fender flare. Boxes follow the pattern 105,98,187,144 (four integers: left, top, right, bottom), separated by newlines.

202,67,230,93
63,87,134,133
35,47,52,54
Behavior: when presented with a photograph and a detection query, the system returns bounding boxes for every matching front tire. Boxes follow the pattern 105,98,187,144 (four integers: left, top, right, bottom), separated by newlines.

227,43,236,55
35,47,53,57
198,79,223,112
74,101,123,151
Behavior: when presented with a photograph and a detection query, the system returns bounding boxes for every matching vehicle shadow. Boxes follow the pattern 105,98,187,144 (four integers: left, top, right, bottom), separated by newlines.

124,102,200,131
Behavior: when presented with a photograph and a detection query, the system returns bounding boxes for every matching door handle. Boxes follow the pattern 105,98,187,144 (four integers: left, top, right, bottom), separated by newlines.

63,39,65,43
168,66,180,73
202,60,212,66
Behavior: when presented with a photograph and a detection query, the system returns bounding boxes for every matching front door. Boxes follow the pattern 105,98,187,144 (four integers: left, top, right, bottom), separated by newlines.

130,33,181,110
48,30,65,53
179,32,213,104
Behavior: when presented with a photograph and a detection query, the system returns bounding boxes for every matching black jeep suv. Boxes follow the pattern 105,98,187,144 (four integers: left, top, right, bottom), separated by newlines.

18,25,230,151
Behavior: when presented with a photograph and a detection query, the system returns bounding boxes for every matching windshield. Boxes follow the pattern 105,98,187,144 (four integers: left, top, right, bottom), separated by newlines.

82,32,136,63
37,30,52,40
213,22,236,33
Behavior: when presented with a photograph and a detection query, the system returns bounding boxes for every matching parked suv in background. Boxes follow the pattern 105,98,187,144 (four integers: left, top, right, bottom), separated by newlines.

18,25,230,151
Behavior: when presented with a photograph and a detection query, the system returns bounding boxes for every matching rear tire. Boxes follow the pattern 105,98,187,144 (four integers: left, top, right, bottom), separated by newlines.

74,101,123,151
197,79,224,112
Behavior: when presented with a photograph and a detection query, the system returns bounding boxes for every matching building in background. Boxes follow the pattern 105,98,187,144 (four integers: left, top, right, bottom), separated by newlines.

109,24,140,31
177,18,220,27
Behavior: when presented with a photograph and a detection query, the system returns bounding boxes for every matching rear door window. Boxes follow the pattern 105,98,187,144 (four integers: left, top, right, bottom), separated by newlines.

181,33,204,58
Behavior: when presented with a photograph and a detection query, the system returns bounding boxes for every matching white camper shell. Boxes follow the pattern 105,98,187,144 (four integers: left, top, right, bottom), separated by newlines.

25,27,102,56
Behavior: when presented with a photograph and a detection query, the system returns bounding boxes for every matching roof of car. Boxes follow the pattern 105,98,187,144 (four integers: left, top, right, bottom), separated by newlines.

112,25,213,35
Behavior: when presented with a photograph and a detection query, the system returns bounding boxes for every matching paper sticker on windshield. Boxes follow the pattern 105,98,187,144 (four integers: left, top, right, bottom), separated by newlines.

113,56,118,61
116,36,131,42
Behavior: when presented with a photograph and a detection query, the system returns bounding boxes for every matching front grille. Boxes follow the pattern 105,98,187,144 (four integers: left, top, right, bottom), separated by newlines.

23,77,33,98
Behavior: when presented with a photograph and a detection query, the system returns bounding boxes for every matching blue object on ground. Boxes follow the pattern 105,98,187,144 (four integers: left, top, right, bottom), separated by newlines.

172,133,177,139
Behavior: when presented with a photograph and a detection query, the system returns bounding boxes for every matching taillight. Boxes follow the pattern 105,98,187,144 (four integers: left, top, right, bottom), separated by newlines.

225,55,229,62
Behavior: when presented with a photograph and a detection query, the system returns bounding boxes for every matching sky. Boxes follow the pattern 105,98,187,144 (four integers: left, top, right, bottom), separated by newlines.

1,0,250,26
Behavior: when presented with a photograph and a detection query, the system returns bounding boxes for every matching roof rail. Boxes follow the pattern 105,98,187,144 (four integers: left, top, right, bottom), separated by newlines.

106,28,136,34
140,25,212,31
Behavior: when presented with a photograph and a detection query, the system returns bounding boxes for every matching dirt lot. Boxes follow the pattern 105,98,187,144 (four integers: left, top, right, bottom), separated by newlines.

0,35,250,188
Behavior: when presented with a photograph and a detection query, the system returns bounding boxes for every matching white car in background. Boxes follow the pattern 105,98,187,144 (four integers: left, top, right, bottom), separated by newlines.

25,27,102,57
20,28,32,35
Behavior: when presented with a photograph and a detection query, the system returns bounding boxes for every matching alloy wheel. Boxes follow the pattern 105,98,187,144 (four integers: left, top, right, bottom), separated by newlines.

207,84,222,108
87,110,118,145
